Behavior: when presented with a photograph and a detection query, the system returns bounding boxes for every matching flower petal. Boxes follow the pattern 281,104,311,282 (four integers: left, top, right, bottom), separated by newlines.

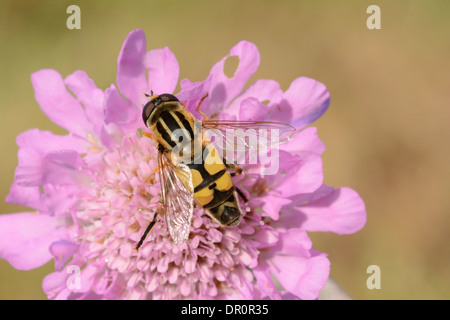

16,129,87,153
275,228,312,257
278,77,330,128
116,29,148,104
252,226,279,249
261,194,292,220
13,129,88,187
227,79,283,118
280,126,326,156
202,41,260,116
144,47,179,94
177,77,212,119
49,240,79,271
282,154,323,197
104,84,139,135
42,271,72,299
31,69,92,136
41,184,80,216
238,97,268,121
64,70,105,136
15,148,86,187
271,150,323,197
0,212,68,270
281,187,367,234
252,263,282,299
270,251,330,300
5,183,44,211
259,229,330,299
9,133,85,214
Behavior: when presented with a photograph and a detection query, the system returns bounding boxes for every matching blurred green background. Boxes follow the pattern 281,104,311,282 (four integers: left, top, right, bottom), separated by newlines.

1,0,449,299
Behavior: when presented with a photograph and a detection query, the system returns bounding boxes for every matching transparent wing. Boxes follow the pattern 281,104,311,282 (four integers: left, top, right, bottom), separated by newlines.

201,120,296,164
158,150,194,245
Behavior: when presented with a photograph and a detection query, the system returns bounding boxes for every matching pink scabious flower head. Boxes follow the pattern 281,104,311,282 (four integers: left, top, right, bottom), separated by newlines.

0,29,366,300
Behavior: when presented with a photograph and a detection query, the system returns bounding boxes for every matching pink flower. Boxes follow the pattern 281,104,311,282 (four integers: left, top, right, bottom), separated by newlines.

1,29,366,299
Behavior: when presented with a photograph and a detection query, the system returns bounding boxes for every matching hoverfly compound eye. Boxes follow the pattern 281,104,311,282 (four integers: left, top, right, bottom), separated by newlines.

142,94,179,127
142,101,154,127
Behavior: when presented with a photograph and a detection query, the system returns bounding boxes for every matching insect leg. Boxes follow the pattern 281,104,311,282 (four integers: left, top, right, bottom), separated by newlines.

225,163,243,177
234,186,248,203
222,159,247,202
195,93,210,121
143,131,153,139
135,208,160,250
136,146,168,250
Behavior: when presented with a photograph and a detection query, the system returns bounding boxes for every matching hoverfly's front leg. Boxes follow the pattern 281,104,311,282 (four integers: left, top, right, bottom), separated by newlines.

193,92,210,121
142,131,153,139
180,96,209,120
225,163,243,177
135,164,159,196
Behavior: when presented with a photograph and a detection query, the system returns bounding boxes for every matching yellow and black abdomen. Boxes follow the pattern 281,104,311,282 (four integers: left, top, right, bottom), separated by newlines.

187,143,241,226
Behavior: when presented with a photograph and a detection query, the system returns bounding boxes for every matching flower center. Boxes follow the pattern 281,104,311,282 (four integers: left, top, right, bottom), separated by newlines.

70,132,267,299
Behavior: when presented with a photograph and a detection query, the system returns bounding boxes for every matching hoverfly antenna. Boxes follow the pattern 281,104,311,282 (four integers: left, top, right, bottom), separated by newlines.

144,89,155,99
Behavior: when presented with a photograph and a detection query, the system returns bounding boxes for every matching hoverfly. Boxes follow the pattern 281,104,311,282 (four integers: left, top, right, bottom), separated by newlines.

136,92,295,249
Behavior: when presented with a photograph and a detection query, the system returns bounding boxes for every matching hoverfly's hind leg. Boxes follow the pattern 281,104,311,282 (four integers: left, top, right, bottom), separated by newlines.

234,186,248,203
136,146,168,251
135,201,164,250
